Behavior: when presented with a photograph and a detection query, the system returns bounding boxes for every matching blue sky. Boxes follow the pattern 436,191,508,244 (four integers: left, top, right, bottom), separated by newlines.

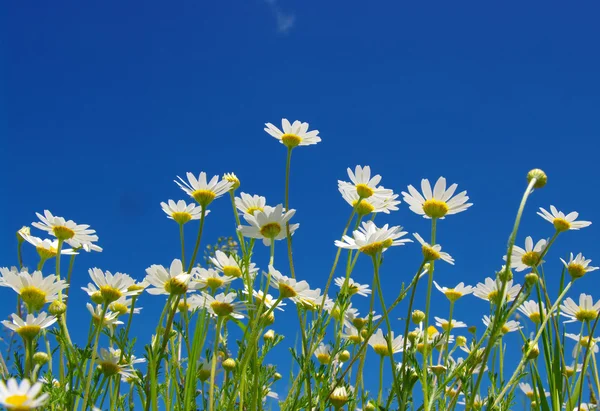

2,0,600,406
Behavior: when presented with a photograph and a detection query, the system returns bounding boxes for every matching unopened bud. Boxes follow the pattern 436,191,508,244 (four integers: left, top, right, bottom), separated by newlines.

263,329,275,341
525,272,539,286
273,372,282,381
338,350,351,362
527,169,547,189
33,352,49,365
364,401,377,411
412,310,425,324
524,341,540,360
456,336,467,347
49,300,67,316
222,358,236,371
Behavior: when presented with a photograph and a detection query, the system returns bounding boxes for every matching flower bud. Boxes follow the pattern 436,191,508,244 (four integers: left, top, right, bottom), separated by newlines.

364,401,377,411
468,326,477,335
90,291,104,305
527,169,547,189
525,272,539,286
223,173,240,191
338,350,351,362
523,341,540,360
329,386,349,409
222,358,236,371
262,311,275,325
273,372,282,381
33,352,49,366
456,336,467,347
49,300,67,316
412,310,425,324
407,331,419,343
497,267,513,282
17,226,30,242
263,329,275,341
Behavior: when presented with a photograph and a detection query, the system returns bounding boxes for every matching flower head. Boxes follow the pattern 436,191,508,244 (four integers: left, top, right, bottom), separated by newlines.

86,303,123,329
434,317,467,331
238,205,298,246
222,173,240,190
334,277,371,297
97,347,138,378
145,259,196,296
87,268,137,304
314,343,333,364
32,210,98,248
505,236,547,272
561,253,598,279
537,206,591,232
175,172,233,207
210,250,257,279
266,266,313,304
338,165,393,200
2,312,57,340
473,277,521,305
235,193,267,216
20,234,78,261
192,268,235,291
161,200,208,224
0,269,67,312
339,186,400,215
560,294,600,323
433,281,473,302
0,378,48,410
517,300,548,323
413,233,454,264
402,177,472,219
482,315,521,335
189,292,248,319
368,328,405,356
264,118,321,149
335,221,411,256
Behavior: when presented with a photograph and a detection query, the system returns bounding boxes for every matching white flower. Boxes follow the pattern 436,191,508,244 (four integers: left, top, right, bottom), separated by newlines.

189,292,248,319
343,310,380,329
97,348,136,378
20,234,78,261
109,297,142,316
433,281,473,302
339,186,400,215
192,268,235,291
2,312,57,339
160,199,208,224
473,277,521,304
264,118,321,148
566,333,600,355
337,165,394,200
210,250,257,279
413,233,454,264
174,172,233,207
329,385,350,408
561,253,599,279
518,382,550,399
334,277,371,297
235,193,267,216
0,378,48,410
32,210,98,248
434,317,467,331
238,205,298,246
517,300,548,323
0,269,67,311
266,266,313,304
246,289,286,311
314,343,333,364
368,328,405,356
482,315,521,334
402,177,472,219
537,206,591,232
560,294,600,323
86,303,123,329
87,268,137,304
572,404,597,411
505,236,547,272
144,259,196,296
341,325,362,344
335,221,411,256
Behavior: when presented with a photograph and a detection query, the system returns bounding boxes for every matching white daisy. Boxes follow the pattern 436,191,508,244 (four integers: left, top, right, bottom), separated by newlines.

222,173,240,190
174,172,233,207
238,205,298,246
327,301,359,322
0,378,48,410
144,259,197,296
314,343,333,364
97,348,136,378
264,118,321,148
482,315,521,334
368,328,405,356
518,382,550,399
160,199,208,224
561,253,599,279
247,289,286,311
505,236,547,272
473,277,521,305
210,250,258,279
86,303,123,329
235,193,267,216
537,206,591,232
434,317,467,331
335,221,412,256
266,266,313,304
413,233,454,264
329,385,351,408
337,165,394,200
572,404,597,411
344,310,381,330
2,312,57,340
20,234,78,261
433,281,473,302
517,300,548,323
31,210,98,248
192,268,235,291
108,297,142,316
402,177,472,219
82,242,103,253
189,292,248,319
339,186,400,215
0,270,67,312
334,277,371,297
560,294,600,323
565,333,600,355
341,325,362,344
87,268,137,304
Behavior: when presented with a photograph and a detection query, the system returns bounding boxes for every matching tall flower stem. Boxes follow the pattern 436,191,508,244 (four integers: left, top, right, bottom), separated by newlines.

81,304,108,411
187,208,207,272
377,355,385,405
422,218,437,410
179,223,186,268
284,147,296,278
209,318,223,411
229,191,246,255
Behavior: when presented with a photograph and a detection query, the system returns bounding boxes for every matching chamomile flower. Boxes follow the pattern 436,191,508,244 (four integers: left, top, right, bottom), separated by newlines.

341,325,362,344
248,289,286,311
86,303,123,329
561,253,599,279
572,404,597,411
144,259,196,296
32,210,98,248
505,236,547,272
473,277,521,304
2,312,57,340
238,205,298,246
87,268,137,304
339,186,399,215
175,172,233,207
109,297,142,316
337,165,393,200
434,317,467,331
329,385,351,409
327,301,359,322
264,118,321,148
266,266,313,304
20,234,78,261
235,193,267,216
413,233,454,264
517,300,548,323
222,173,240,190
565,333,600,355
537,206,591,232
368,329,405,356
335,221,411,256
482,316,522,334
518,382,550,399
433,281,473,302
402,177,472,219
295,288,325,311
0,270,67,312
344,310,381,330
560,294,600,323
210,250,257,279
192,268,235,291
0,378,48,410
160,199,207,224
190,292,248,319
334,277,371,297
314,343,333,364
97,348,136,378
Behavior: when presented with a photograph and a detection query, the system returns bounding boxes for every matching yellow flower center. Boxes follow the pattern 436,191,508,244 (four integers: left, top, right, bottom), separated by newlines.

440,322,453,332
347,284,360,296
164,278,188,295
171,212,192,225
350,199,374,216
279,283,297,299
568,263,587,279
359,241,385,256
422,199,449,219
280,133,302,148
36,245,57,260
205,277,225,290
17,325,42,340
553,218,571,232
444,289,463,302
355,183,374,199
422,245,441,261
501,325,511,334
100,361,121,376
316,353,331,364
178,301,189,312
53,225,75,240
91,291,104,304
521,251,541,267
5,394,29,408
575,309,598,322
529,312,541,323
260,222,282,239
300,299,318,311
245,206,264,215
128,284,145,292
223,174,240,190
109,302,129,315
210,301,234,317
373,344,390,356
352,318,367,330
580,336,595,348
99,285,123,304
487,290,500,304
525,391,535,400
20,286,47,311
192,189,216,207
222,266,242,278
427,325,439,338
348,335,362,344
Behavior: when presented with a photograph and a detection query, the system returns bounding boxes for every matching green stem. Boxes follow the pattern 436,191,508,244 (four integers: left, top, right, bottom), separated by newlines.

209,318,223,411
284,147,296,278
187,208,207,272
179,223,186,268
422,218,437,411
81,304,108,410
378,355,384,405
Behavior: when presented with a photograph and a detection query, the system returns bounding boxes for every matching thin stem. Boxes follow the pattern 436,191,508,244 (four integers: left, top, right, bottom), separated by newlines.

187,208,207,272
284,147,296,278
209,318,223,411
179,223,186,268
378,355,385,405
81,304,108,410
422,218,437,410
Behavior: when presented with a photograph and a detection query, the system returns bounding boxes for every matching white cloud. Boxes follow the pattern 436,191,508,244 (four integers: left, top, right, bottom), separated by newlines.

265,0,296,34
